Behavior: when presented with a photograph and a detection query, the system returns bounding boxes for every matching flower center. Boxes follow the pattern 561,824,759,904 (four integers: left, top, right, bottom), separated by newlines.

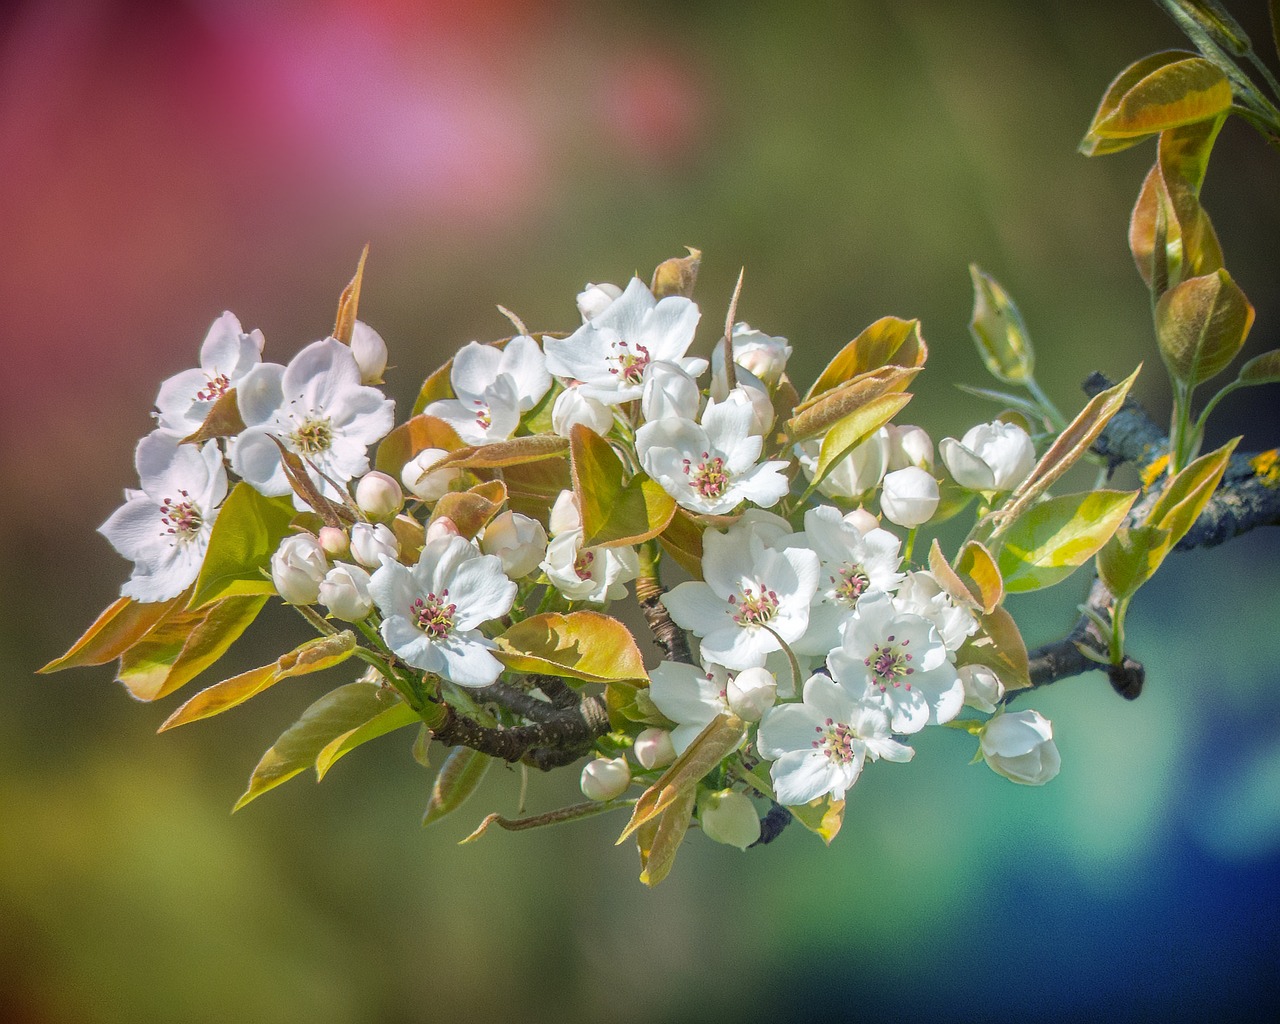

160,490,203,543
811,717,860,765
832,563,871,607
607,340,651,386
573,549,596,581
683,452,730,499
196,373,232,403
290,416,333,455
412,589,457,640
727,582,779,628
471,399,492,432
864,635,914,690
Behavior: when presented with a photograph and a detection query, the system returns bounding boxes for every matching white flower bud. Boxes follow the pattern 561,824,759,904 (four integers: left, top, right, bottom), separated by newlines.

548,489,581,537
270,533,328,605
350,522,400,568
980,709,1061,786
641,362,701,424
318,563,373,621
711,322,792,386
698,789,761,850
959,664,1005,714
355,471,403,521
350,320,388,384
796,429,889,500
551,387,613,439
480,510,548,579
879,466,940,529
712,376,774,437
940,420,1036,493
318,526,350,559
633,728,676,770
424,516,460,544
887,424,934,472
844,507,881,535
401,448,461,502
726,667,777,722
576,282,623,321
580,756,631,801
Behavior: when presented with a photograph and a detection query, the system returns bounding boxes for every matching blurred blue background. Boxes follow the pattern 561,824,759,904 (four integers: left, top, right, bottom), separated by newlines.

2,1,1278,1021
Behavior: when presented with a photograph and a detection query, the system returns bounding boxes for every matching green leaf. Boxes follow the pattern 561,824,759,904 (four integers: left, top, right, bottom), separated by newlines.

657,506,705,580
997,490,1138,593
804,317,926,401
1086,55,1232,140
423,747,493,826
430,480,507,539
968,265,1034,384
1080,51,1196,155
411,361,454,417
1097,524,1172,600
374,415,464,481
315,699,419,781
40,593,184,673
189,483,297,609
990,368,1139,538
570,425,676,547
500,457,574,528
637,785,697,887
957,605,1031,691
1237,349,1280,386
116,595,268,702
1156,269,1255,388
495,612,648,684
618,713,745,843
234,680,393,811
955,540,1003,614
1147,436,1239,547
787,365,920,443
808,392,913,497
158,632,357,730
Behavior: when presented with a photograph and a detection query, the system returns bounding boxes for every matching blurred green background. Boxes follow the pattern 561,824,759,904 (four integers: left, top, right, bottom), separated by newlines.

3,1,1279,1021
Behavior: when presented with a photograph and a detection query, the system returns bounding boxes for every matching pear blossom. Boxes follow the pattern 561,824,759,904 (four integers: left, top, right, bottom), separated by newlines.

543,277,705,405
318,563,373,621
640,361,701,424
662,527,819,670
790,504,905,656
270,533,329,605
368,534,517,686
886,424,934,472
153,312,265,436
708,372,774,436
636,396,789,515
726,666,778,722
318,526,350,560
426,336,551,445
795,428,890,501
479,510,548,579
879,466,939,528
401,448,462,502
580,756,631,801
959,663,1005,713
350,522,400,569
940,420,1035,493
894,571,978,655
647,660,735,754
99,431,228,602
540,490,639,603
550,387,614,438
980,709,1061,785
576,281,623,321
350,321,388,384
232,337,395,505
711,322,792,386
633,728,677,770
756,673,913,805
827,591,963,734
355,471,403,520
698,789,761,850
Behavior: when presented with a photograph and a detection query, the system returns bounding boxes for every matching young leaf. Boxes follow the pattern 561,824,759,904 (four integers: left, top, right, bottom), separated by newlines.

116,595,268,702
423,747,493,826
374,415,464,480
501,457,574,527
1080,50,1197,155
315,699,420,781
234,680,392,811
1097,524,1172,600
430,480,507,539
657,506,706,580
808,392,913,497
332,243,369,345
1129,155,1224,295
787,365,921,442
968,265,1034,384
1087,55,1232,140
958,606,1031,692
495,611,648,684
570,425,676,547
804,317,926,401
954,384,1046,423
433,435,569,471
180,388,247,445
927,539,982,612
785,796,846,844
40,594,184,673
462,800,628,844
1147,436,1239,546
1155,269,1254,389
996,490,1138,593
411,360,454,416
188,483,297,609
158,632,357,731
638,785,697,887
955,541,1004,614
650,247,701,299
1236,349,1280,386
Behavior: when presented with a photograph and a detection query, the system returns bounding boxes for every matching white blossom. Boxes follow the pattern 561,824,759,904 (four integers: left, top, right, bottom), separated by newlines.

879,466,939,528
959,663,1005,713
350,522,400,569
479,510,548,579
647,660,734,754
550,387,614,439
270,533,329,605
354,471,403,520
319,563,374,621
350,321,388,385
633,728,677,770
401,448,462,502
708,372,774,437
580,756,631,801
543,277,705,405
757,673,913,805
425,335,551,445
795,428,890,500
539,490,639,603
726,666,777,722
940,420,1036,493
640,361,701,424
980,709,1061,785
368,534,516,686
894,571,979,655
827,591,963,734
576,282,623,321
698,789,761,850
886,424,934,472
99,431,228,603
636,396,790,516
710,322,792,386
233,338,394,505
153,312,265,436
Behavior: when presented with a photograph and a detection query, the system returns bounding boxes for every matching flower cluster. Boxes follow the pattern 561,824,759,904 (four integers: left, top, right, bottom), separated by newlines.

68,249,1120,887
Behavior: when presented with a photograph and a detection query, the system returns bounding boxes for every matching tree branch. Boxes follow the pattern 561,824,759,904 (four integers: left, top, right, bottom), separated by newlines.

429,694,610,769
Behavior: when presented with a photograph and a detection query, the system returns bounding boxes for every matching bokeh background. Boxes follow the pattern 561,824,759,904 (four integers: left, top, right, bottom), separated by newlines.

3,1,1279,1021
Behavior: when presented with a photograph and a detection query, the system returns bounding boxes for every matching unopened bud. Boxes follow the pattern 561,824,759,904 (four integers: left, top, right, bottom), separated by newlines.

726,667,777,722
844,507,880,535
270,534,328,605
887,424,934,472
350,522,400,568
879,466,940,529
633,728,676,770
551,387,613,439
318,563,373,621
698,789,761,850
425,516,461,544
480,510,548,579
401,448,461,502
355,471,403,521
351,320,388,384
318,526,350,559
580,756,631,801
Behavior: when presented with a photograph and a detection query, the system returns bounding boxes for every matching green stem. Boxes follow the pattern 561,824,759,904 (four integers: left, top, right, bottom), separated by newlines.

1024,375,1066,431
903,527,918,565
1109,595,1131,667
